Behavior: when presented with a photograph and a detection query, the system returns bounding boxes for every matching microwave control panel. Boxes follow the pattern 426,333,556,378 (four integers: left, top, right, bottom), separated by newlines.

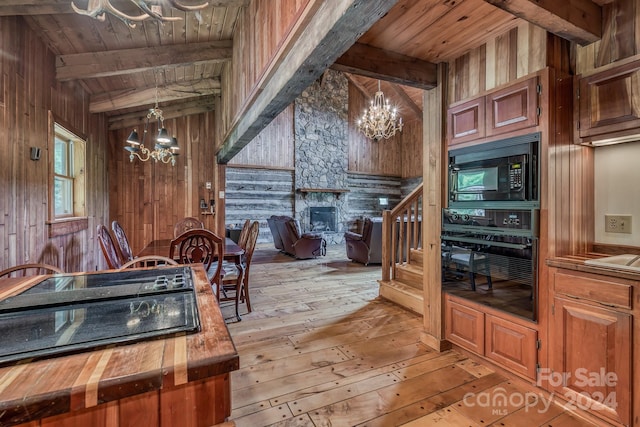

509,162,523,189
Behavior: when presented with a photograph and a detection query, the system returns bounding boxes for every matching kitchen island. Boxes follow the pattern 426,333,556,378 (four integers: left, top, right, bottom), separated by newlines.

0,264,238,427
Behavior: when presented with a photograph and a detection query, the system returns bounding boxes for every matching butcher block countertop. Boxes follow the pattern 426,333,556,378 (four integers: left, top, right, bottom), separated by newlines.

0,264,239,427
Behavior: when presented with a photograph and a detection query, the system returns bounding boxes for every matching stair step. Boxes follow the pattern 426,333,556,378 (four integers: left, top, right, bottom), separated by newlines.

378,279,423,315
395,263,423,290
409,248,423,266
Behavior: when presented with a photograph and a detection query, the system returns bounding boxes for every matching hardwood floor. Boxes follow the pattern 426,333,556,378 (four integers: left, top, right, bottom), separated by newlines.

220,244,603,427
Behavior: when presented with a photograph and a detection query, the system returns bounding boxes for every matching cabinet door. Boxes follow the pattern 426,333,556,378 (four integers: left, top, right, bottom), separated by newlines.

551,297,631,426
447,98,485,146
485,315,537,380
486,77,538,137
579,60,640,139
445,298,484,355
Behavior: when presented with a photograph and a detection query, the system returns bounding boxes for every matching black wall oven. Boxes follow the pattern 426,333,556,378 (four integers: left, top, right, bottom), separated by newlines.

448,132,540,207
443,132,541,321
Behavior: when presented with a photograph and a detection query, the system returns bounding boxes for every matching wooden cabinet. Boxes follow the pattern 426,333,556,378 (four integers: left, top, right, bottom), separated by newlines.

447,77,539,146
550,268,633,426
486,77,539,137
578,59,640,142
448,98,485,146
445,295,537,380
445,297,484,354
485,314,537,380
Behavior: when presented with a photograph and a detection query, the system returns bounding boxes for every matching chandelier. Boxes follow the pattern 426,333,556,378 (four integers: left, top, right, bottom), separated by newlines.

71,0,209,28
356,81,403,141
124,83,179,166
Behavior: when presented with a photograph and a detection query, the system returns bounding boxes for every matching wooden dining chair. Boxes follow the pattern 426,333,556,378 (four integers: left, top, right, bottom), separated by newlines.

0,263,63,278
170,227,225,290
173,217,204,238
237,219,251,249
111,220,134,263
119,255,178,269
97,224,123,269
222,220,259,314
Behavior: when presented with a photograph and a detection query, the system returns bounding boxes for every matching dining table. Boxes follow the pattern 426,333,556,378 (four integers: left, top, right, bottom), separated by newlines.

138,236,244,263
137,235,246,320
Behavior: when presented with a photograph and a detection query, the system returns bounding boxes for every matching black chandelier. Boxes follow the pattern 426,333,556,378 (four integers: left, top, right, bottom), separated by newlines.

124,83,179,166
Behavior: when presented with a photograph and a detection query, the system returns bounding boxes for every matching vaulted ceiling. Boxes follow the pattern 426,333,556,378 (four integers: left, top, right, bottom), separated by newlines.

1,0,604,150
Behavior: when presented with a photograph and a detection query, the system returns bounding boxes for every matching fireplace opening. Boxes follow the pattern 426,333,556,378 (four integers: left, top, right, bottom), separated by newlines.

309,207,336,232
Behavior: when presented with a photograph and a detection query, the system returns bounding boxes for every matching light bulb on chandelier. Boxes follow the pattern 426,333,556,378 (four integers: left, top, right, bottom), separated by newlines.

356,80,403,141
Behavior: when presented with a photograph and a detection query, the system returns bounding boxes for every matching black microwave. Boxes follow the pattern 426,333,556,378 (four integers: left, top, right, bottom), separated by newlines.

448,133,539,206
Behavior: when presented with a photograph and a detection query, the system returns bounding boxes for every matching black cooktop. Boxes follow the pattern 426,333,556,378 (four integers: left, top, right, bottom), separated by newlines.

0,266,200,365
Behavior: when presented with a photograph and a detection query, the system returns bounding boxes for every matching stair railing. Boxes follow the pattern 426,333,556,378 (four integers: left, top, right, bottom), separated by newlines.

381,183,423,281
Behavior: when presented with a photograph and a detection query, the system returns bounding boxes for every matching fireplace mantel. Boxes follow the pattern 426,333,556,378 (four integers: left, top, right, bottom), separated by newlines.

297,188,350,199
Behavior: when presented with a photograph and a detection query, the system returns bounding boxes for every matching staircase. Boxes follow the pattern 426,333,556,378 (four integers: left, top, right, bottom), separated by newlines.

379,247,424,314
378,183,425,315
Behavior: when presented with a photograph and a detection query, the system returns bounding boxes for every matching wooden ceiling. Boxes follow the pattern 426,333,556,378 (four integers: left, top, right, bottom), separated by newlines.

1,0,604,132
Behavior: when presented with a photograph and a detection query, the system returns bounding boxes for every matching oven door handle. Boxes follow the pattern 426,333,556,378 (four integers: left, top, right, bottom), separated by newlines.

441,235,530,250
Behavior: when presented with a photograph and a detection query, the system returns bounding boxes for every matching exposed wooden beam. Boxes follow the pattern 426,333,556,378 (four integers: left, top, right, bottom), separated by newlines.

344,73,371,100
331,43,438,90
57,41,232,81
390,84,422,120
483,0,602,46
90,79,221,113
217,0,400,164
108,96,217,130
0,0,248,16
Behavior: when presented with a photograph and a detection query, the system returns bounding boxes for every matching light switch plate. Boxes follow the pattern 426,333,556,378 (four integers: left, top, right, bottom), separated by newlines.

605,214,632,234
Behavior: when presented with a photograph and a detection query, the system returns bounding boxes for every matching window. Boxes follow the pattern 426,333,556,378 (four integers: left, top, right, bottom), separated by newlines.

53,123,86,218
48,114,87,236
54,135,74,217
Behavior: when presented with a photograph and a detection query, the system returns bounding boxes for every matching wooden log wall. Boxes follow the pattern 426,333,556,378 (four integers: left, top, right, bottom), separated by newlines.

346,172,402,220
225,166,294,243
0,16,109,273
108,112,217,256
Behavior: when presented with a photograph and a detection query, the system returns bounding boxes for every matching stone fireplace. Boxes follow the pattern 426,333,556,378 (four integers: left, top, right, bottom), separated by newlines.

294,70,348,244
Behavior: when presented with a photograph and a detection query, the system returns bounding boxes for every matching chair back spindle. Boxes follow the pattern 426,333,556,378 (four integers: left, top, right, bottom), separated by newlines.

97,224,123,269
111,220,134,262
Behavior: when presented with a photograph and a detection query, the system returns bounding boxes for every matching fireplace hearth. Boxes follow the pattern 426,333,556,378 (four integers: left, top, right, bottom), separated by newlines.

309,207,336,232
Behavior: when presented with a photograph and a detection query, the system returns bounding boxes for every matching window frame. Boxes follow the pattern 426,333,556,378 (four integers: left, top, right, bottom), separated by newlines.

47,112,88,237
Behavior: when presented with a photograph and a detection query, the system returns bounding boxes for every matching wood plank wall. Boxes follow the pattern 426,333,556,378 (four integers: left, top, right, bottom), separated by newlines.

229,104,295,168
576,0,640,75
108,112,217,256
0,16,109,273
219,0,310,147
448,23,548,104
347,83,403,177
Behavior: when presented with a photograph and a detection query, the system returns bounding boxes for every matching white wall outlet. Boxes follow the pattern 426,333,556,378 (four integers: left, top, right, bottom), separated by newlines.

205,181,212,190
605,214,632,234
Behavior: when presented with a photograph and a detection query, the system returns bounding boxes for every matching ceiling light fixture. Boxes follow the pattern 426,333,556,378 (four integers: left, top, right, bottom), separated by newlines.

124,77,179,166
357,80,403,141
71,0,209,28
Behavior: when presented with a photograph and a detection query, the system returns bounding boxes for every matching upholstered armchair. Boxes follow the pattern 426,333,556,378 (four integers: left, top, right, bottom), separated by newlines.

344,217,382,265
271,217,325,259
267,215,286,251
